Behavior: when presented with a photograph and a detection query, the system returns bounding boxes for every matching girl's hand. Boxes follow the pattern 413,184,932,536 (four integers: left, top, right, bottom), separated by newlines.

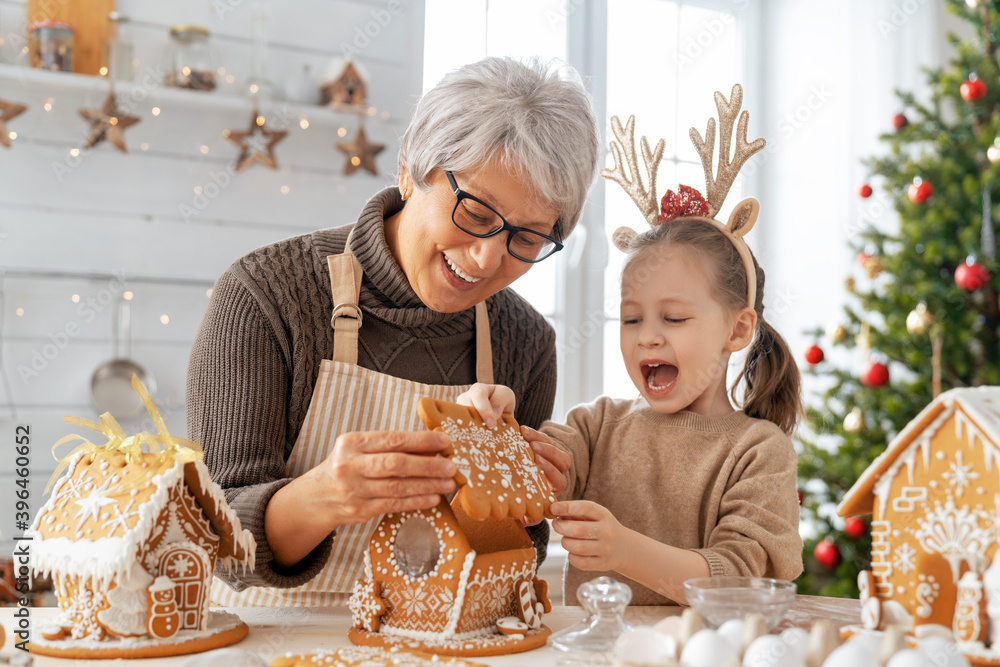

550,500,627,572
522,426,569,498
456,382,516,428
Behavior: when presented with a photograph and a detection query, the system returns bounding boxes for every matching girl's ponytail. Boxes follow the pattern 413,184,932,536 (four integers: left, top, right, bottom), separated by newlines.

732,262,803,435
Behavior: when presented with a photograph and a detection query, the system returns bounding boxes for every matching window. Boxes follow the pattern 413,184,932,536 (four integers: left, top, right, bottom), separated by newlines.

423,0,758,417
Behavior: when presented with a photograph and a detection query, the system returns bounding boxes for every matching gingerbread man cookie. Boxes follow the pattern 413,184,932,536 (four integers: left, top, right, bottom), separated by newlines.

417,397,555,521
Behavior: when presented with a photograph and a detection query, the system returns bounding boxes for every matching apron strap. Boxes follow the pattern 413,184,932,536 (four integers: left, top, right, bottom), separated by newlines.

328,228,495,380
328,251,363,365
474,301,494,384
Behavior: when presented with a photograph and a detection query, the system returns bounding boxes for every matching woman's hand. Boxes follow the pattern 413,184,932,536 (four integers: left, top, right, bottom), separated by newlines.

265,429,457,568
320,430,458,524
550,500,628,572
456,382,516,428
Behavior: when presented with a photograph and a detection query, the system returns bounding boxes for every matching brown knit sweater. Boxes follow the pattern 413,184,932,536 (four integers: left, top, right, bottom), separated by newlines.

187,188,557,591
543,396,803,606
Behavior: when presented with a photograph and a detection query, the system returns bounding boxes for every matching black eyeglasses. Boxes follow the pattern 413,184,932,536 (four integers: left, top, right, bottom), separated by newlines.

445,170,563,263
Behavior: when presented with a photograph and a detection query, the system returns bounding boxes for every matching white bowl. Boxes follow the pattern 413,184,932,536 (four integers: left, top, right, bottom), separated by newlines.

682,576,796,630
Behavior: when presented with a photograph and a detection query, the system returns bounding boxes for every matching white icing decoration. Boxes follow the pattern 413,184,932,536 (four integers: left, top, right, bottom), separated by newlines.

892,541,916,575
942,450,981,497
914,497,991,581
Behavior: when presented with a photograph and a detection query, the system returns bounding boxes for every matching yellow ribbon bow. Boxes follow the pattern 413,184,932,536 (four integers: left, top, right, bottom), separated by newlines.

45,375,203,494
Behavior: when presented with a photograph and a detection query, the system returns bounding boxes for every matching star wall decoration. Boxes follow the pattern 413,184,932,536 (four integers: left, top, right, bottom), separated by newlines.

224,110,288,172
337,125,384,176
0,99,27,148
78,92,141,152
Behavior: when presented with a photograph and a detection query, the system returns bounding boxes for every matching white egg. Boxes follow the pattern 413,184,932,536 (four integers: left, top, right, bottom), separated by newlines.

916,637,971,667
844,632,882,655
822,641,881,667
743,634,805,667
886,648,935,667
683,629,738,667
616,626,678,664
780,627,810,662
653,615,685,640
718,619,746,652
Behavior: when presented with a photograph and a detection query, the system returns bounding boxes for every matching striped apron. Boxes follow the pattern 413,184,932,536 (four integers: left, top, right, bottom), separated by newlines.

211,238,494,607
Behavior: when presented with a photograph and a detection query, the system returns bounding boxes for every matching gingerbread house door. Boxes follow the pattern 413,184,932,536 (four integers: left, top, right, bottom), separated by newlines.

157,545,208,629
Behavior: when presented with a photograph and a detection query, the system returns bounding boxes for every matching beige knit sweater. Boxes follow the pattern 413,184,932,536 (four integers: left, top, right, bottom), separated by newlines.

543,396,803,605
187,188,557,591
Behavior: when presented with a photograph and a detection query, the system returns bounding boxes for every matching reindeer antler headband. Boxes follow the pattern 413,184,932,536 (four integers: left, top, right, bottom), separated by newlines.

601,84,766,309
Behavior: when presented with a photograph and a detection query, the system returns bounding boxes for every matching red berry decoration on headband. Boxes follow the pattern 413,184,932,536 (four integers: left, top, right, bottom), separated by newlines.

814,539,840,570
861,360,890,388
859,184,873,198
908,177,933,204
955,259,991,291
961,74,987,101
657,184,709,223
844,516,867,539
804,344,824,365
892,113,908,130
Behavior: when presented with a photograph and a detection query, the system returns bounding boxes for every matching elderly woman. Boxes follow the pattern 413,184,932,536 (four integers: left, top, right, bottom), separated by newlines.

187,56,600,606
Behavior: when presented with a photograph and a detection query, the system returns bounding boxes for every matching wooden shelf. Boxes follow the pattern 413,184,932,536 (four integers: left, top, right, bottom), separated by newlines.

0,63,393,125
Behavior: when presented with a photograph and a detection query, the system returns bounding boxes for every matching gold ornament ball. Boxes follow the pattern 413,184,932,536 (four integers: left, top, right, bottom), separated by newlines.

863,256,885,279
828,324,848,344
906,302,934,335
990,137,1000,164
844,277,856,292
844,407,865,434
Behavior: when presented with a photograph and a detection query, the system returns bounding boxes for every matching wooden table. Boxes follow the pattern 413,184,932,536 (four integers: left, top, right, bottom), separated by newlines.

0,597,860,666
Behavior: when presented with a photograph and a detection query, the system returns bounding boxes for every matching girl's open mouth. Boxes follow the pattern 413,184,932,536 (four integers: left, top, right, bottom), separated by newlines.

641,362,678,396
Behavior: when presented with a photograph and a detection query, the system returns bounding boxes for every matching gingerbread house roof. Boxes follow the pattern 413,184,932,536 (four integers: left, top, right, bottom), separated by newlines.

838,386,1000,519
27,450,255,588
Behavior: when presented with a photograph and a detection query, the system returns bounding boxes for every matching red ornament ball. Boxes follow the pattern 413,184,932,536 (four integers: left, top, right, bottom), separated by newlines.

859,184,873,198
907,178,933,204
961,75,987,101
856,252,872,268
804,344,825,365
813,539,840,570
844,516,867,539
892,113,908,130
861,360,890,388
955,261,991,291
797,489,804,506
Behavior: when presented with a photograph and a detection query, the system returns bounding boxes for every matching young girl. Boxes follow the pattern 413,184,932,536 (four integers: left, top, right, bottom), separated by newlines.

459,214,804,606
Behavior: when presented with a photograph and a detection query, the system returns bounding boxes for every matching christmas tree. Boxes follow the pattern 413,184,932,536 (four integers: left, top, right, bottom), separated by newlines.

796,0,1000,598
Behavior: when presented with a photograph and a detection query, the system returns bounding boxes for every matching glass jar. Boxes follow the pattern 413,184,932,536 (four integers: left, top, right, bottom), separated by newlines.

164,25,216,91
105,12,135,82
29,20,74,72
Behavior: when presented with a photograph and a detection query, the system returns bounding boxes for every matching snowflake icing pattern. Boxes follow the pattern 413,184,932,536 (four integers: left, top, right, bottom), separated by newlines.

941,450,981,497
167,554,197,578
100,499,139,537
893,542,916,575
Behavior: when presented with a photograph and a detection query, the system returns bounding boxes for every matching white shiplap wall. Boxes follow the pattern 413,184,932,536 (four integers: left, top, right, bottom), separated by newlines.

0,0,424,544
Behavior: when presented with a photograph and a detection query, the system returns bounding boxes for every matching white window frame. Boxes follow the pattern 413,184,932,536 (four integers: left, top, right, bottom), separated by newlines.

556,0,762,418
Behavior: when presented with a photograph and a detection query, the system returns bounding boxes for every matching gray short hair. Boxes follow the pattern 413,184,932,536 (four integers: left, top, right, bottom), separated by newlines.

399,56,600,238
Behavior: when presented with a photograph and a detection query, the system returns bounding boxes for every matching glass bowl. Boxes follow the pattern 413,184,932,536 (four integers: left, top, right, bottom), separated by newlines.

682,576,796,630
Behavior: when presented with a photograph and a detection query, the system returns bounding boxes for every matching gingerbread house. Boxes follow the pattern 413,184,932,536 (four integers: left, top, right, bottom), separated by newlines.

321,59,367,106
348,398,554,657
839,386,1000,661
23,377,256,659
